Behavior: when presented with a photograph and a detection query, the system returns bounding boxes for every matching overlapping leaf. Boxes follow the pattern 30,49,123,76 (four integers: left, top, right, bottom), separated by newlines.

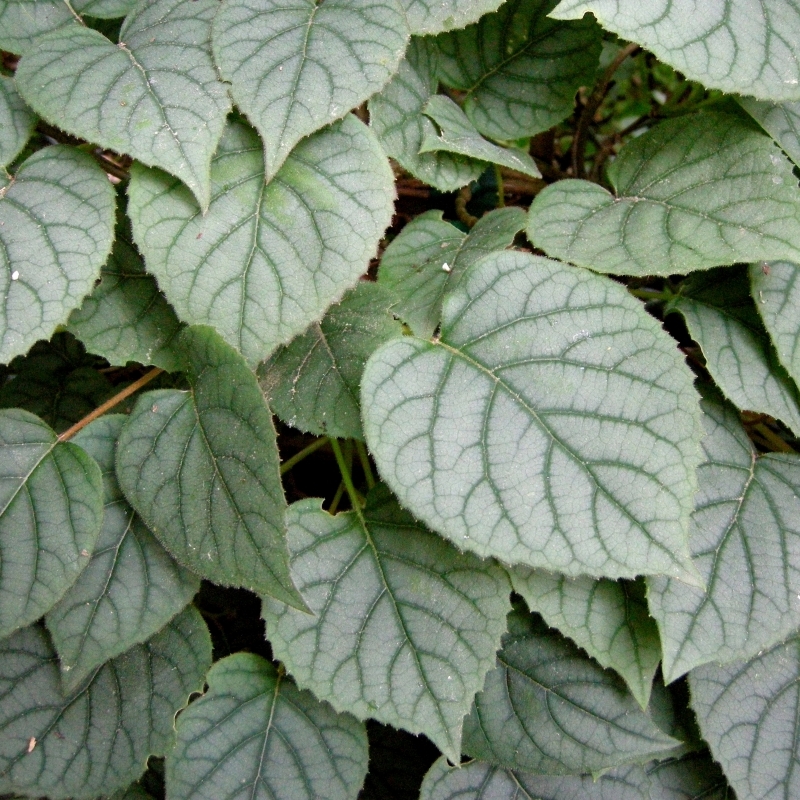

401,0,505,34
0,409,103,638
0,0,80,56
15,0,231,210
362,250,703,583
0,77,36,170
0,145,116,363
261,486,511,761
0,606,211,800
259,282,402,440
72,0,137,18
116,326,305,609
378,206,525,338
167,653,368,800
645,752,734,800
46,415,199,691
648,394,800,682
527,112,800,276
213,0,408,181
435,0,602,140
128,117,394,365
740,98,800,167
551,0,800,101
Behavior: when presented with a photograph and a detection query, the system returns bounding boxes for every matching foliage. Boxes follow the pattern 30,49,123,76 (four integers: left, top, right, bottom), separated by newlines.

1,0,800,798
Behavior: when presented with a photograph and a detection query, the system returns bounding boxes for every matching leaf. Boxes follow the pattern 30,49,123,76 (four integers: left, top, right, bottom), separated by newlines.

420,96,542,178
258,282,402,440
362,250,703,583
551,0,800,102
510,569,661,709
0,145,116,364
369,38,485,193
72,0,137,19
46,415,199,692
740,98,800,167
166,653,368,800
0,605,211,800
378,206,525,338
117,325,305,609
212,0,408,181
648,393,800,682
128,116,394,365
0,0,80,56
667,265,800,436
261,485,511,761
434,0,602,141
645,752,734,800
690,632,800,800
0,76,37,170
527,111,800,277
0,408,103,638
400,0,505,35
462,608,680,775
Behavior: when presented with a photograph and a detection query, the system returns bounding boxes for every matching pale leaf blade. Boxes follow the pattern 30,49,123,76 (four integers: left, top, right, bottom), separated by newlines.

0,76,37,170
0,0,80,56
402,0,505,34
740,97,800,167
72,0,137,19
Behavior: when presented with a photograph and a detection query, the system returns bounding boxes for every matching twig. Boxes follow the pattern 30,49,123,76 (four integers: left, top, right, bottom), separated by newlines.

280,436,328,475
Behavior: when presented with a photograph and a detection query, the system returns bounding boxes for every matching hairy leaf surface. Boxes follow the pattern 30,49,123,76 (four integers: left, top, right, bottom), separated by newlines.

0,76,36,170
527,112,800,276
740,98,800,167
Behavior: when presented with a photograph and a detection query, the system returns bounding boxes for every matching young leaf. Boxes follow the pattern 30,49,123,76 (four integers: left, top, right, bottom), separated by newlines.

259,282,403,441
667,266,800,436
551,0,800,102
15,0,231,210
0,606,211,800
0,76,37,170
117,326,305,609
740,98,800,167
362,251,703,583
128,116,394,365
212,0,409,181
0,0,81,56
0,409,103,638
527,111,800,276
261,485,511,762
369,38,485,193
690,632,800,800
0,145,116,364
462,608,680,775
435,0,602,141
401,0,505,35
46,415,199,692
648,394,800,683
378,206,525,338
166,653,369,800
510,569,661,709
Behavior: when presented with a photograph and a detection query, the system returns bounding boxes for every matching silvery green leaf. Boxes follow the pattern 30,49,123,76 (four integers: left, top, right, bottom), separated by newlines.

0,76,37,170
401,0,505,35
740,97,800,167
72,0,137,18
0,0,80,56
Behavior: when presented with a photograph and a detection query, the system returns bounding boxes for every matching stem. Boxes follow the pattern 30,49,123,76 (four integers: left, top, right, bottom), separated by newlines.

494,164,505,207
628,287,672,302
280,436,328,475
455,185,478,228
356,440,376,490
328,481,346,514
330,438,365,519
753,423,796,453
58,367,163,442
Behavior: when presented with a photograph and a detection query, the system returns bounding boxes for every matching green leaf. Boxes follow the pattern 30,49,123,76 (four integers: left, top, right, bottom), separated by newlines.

462,608,680,775
362,250,702,583
128,116,394,365
117,325,305,609
648,394,800,682
690,632,800,800
0,408,103,638
420,96,541,178
401,0,505,35
510,570,661,709
434,0,602,140
212,0,408,182
259,282,402,440
667,266,800,436
369,38,485,193
750,259,800,388
72,0,137,19
527,111,800,276
46,415,199,692
262,485,511,761
0,0,80,56
15,0,231,211
378,206,525,338
551,0,800,102
0,605,211,800
645,752,735,800
740,98,800,167
0,145,116,364
0,76,37,171
166,653,368,800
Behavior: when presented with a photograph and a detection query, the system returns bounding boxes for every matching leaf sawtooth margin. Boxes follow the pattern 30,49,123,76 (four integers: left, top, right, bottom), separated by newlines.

362,250,703,583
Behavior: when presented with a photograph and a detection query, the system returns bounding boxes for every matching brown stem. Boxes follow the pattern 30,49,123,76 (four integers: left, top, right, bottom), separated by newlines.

455,185,478,228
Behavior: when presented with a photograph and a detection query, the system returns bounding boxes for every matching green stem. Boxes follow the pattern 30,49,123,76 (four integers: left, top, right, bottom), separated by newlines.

280,436,328,475
356,440,376,490
330,438,365,519
628,287,672,303
494,164,505,207
328,481,346,514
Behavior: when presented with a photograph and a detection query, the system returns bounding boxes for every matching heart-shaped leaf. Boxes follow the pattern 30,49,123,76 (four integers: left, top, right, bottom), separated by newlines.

167,653,369,800
0,409,103,639
128,116,394,365
740,98,800,168
0,76,36,170
15,0,230,210
0,145,116,363
527,111,800,276
261,486,511,761
362,250,703,583
213,0,408,181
